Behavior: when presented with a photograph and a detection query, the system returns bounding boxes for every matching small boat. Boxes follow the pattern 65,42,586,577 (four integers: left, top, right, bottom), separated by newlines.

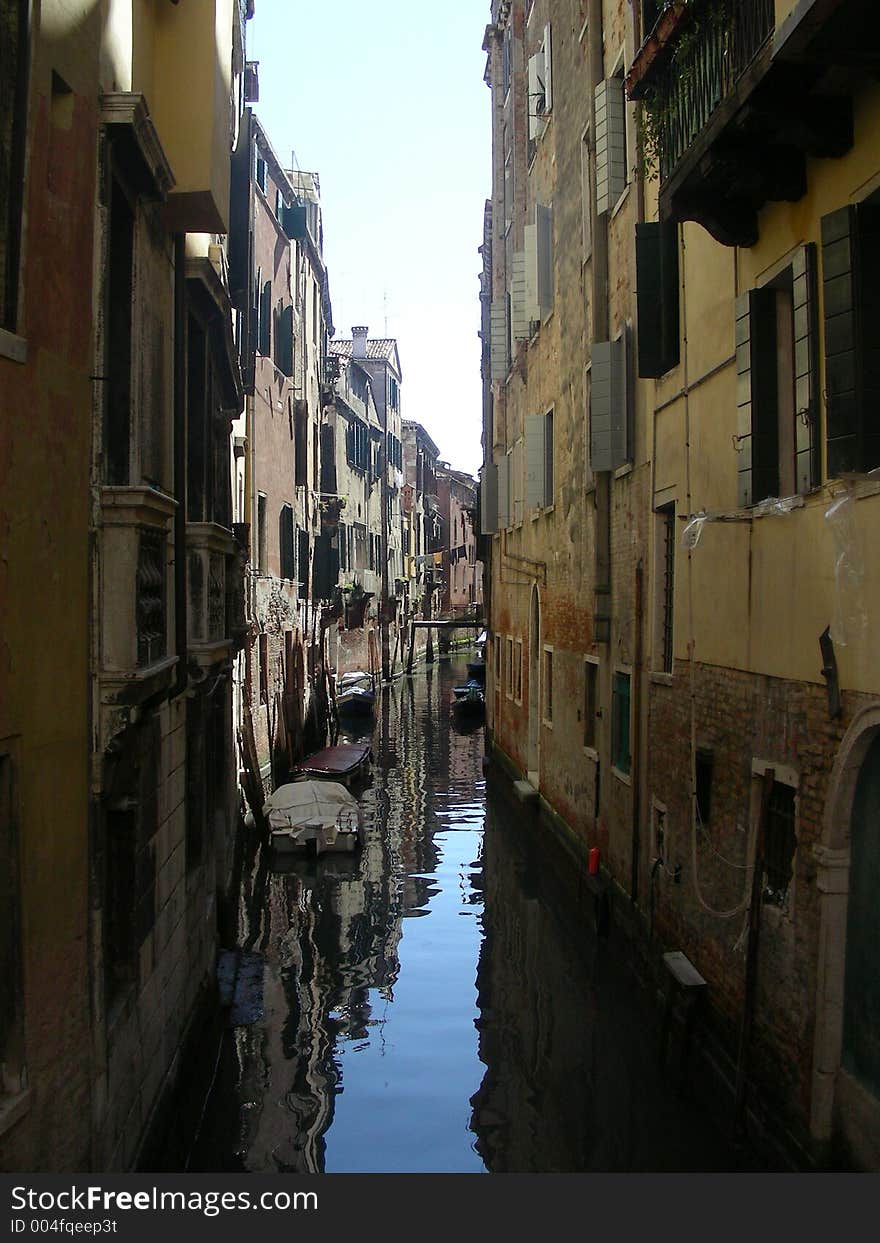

452,680,485,716
335,670,376,717
465,658,486,686
291,741,372,786
264,779,363,856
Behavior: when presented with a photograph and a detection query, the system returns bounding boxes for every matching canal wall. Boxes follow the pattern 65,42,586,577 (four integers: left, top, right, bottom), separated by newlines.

485,735,809,1171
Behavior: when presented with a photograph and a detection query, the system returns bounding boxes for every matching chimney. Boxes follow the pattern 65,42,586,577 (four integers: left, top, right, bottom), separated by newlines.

352,326,369,358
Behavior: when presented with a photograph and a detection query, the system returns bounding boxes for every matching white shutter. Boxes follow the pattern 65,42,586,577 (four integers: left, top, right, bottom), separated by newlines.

536,203,554,315
490,299,508,381
528,53,542,142
497,452,510,528
511,250,528,340
513,437,523,523
591,338,627,471
543,24,553,113
594,79,627,215
524,220,539,326
525,414,547,508
480,464,498,534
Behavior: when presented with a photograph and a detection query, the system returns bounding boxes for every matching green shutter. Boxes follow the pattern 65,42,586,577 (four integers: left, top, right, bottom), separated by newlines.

259,279,271,356
822,206,859,477
637,220,680,378
278,303,293,377
791,243,818,493
735,289,777,506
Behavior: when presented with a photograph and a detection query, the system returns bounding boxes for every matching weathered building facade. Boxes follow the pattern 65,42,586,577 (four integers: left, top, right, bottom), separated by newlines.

1,0,249,1171
435,465,482,618
482,0,880,1169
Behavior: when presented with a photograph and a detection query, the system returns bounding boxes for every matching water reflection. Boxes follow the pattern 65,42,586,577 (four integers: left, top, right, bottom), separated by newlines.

187,655,760,1173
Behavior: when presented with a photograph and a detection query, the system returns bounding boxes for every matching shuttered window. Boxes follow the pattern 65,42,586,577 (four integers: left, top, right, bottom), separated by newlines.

480,464,499,534
497,452,510,529
511,250,528,341
490,299,508,381
792,244,819,491
594,77,627,215
590,338,628,471
258,279,271,357
279,504,295,580
736,245,818,505
525,412,553,509
822,204,880,477
612,671,631,775
537,203,554,316
636,221,680,378
275,302,293,376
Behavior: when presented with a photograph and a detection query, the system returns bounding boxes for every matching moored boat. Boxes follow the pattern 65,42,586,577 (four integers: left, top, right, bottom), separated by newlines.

290,741,372,786
264,779,363,856
335,670,376,717
452,680,485,716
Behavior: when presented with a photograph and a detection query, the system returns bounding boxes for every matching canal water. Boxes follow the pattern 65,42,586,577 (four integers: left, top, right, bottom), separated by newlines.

184,653,762,1173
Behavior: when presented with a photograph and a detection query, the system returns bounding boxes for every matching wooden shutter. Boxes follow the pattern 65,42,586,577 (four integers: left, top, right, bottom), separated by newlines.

480,464,498,534
259,279,271,356
822,206,859,477
528,52,543,142
636,221,680,378
228,109,252,307
511,250,528,341
791,243,818,492
279,505,294,580
490,299,508,380
536,203,554,316
735,289,778,506
594,79,626,215
497,453,510,528
543,24,553,113
524,219,539,325
525,414,547,508
591,339,627,471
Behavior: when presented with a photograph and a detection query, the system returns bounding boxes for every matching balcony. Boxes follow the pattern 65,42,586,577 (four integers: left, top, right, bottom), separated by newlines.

186,523,241,668
99,487,178,719
628,0,874,246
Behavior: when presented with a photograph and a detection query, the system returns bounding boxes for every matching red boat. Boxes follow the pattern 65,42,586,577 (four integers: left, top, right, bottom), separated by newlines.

290,742,372,787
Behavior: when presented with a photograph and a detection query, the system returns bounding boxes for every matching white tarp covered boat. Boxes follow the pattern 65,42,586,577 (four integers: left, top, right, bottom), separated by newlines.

264,779,363,856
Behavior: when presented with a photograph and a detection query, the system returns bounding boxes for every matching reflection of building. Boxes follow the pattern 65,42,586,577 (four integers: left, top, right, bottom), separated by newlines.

1,0,249,1169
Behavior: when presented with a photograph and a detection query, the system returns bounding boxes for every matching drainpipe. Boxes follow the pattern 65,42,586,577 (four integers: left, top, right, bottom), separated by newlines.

173,232,188,699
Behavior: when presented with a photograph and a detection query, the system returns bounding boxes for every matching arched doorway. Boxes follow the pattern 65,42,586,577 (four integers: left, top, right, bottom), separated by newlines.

813,706,880,1168
528,584,540,784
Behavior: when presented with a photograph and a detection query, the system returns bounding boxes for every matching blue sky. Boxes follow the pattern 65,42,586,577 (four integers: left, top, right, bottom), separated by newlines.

249,2,491,476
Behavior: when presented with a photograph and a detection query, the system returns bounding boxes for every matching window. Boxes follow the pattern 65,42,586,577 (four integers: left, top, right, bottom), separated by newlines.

655,503,675,673
258,279,271,357
506,636,514,698
514,638,523,702
542,647,553,724
581,129,592,261
594,73,627,214
636,221,680,378
104,175,135,485
279,504,295,580
524,202,554,324
695,748,713,827
525,411,553,508
256,493,267,572
736,244,819,504
258,632,268,704
584,658,598,750
612,670,631,775
764,782,797,908
1,0,29,334
255,153,267,194
822,203,880,476
590,334,629,472
297,529,310,600
527,22,553,162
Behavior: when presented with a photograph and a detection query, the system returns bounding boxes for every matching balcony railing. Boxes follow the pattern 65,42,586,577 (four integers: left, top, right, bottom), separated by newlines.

650,0,774,180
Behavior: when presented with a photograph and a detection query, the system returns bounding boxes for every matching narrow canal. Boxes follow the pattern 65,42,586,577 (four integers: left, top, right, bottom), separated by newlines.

181,653,764,1173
